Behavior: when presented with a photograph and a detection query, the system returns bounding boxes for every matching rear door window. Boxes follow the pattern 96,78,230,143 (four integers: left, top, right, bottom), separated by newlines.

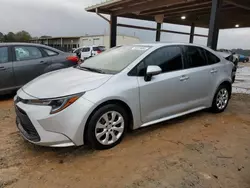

183,46,207,68
14,46,43,61
0,47,9,63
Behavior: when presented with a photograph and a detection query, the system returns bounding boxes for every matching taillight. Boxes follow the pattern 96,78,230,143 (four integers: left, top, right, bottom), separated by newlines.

66,56,79,63
97,50,102,54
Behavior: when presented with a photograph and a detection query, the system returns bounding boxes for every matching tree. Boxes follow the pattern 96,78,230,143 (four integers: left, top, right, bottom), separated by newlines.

15,30,32,42
5,32,16,42
1,30,32,42
0,32,3,42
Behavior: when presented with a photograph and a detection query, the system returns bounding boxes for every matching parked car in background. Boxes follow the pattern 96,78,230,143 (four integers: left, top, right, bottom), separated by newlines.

0,43,79,94
15,43,234,150
218,49,239,63
238,54,249,63
217,51,238,83
73,45,106,60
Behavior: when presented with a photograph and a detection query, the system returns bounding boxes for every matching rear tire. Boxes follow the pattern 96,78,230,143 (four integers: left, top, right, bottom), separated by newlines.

86,104,128,150
211,84,230,113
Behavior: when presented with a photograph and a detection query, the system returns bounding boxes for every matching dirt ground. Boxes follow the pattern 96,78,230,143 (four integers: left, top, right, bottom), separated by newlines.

239,62,250,67
0,94,250,188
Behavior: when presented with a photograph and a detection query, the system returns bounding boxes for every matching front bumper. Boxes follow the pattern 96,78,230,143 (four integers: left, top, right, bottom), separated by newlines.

15,90,95,147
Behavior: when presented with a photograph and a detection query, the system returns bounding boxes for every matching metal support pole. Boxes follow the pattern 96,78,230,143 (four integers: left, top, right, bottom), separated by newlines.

156,23,162,41
189,23,195,43
110,15,117,48
207,0,223,50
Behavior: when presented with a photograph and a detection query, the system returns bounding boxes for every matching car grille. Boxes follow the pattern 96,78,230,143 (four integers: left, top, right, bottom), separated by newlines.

15,105,41,142
15,96,28,104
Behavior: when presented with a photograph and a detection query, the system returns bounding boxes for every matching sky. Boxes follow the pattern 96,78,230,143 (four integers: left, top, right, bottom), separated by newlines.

1,0,250,49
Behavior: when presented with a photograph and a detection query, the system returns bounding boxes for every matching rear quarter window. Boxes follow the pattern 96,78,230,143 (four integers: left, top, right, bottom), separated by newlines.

205,50,220,64
43,48,59,56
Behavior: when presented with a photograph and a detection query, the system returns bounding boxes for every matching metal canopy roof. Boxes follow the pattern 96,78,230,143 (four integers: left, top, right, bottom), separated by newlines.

86,0,250,29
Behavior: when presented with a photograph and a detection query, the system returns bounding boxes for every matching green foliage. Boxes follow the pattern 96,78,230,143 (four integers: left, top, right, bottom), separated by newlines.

15,31,32,42
0,30,32,42
0,32,3,42
232,49,250,56
5,32,16,42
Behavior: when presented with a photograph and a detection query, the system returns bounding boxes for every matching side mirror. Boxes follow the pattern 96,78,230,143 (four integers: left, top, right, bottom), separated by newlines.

144,65,162,82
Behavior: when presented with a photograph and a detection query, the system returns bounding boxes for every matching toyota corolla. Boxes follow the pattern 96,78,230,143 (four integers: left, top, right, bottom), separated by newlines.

14,43,234,149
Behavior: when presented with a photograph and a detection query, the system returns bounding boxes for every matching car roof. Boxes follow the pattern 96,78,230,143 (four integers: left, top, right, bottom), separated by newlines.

0,42,64,53
133,42,216,53
134,42,207,48
0,42,45,46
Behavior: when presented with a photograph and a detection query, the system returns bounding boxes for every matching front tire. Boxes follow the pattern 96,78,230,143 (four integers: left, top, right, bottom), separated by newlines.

86,104,128,150
211,84,230,113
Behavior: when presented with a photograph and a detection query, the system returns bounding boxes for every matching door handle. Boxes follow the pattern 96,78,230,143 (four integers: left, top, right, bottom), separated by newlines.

210,69,218,74
0,66,6,71
180,75,189,81
40,61,48,64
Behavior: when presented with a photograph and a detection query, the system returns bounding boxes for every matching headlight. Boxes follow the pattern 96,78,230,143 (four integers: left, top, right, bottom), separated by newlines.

26,93,83,114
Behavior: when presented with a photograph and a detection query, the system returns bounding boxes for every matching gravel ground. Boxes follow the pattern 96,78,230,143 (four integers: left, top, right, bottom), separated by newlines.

0,93,250,188
233,63,250,94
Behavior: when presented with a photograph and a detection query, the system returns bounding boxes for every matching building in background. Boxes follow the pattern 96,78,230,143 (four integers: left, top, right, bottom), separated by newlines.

30,35,140,52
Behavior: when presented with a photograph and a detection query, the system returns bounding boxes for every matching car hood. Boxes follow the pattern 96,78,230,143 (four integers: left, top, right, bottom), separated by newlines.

22,67,112,99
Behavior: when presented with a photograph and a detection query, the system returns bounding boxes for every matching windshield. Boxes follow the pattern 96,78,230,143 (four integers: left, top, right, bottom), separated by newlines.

79,45,151,74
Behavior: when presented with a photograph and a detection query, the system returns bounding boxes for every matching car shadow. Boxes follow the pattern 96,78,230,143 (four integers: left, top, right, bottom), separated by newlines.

0,92,16,101
126,110,208,139
24,142,93,156
22,109,209,158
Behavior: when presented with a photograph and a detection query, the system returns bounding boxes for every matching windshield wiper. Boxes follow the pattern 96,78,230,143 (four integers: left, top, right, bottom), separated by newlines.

78,66,106,74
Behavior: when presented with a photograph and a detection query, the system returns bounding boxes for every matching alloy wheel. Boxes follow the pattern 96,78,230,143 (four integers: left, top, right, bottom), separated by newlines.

95,111,125,145
216,88,229,110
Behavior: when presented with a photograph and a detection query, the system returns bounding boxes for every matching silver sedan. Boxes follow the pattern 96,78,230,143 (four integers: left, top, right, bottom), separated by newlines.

14,43,234,149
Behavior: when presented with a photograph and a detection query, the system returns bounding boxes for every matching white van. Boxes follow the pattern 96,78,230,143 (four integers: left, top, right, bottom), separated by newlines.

73,46,106,60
